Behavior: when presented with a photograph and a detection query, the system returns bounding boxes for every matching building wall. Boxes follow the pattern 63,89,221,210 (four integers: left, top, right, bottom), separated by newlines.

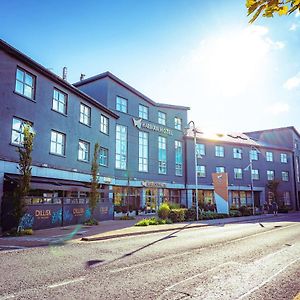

0,49,116,181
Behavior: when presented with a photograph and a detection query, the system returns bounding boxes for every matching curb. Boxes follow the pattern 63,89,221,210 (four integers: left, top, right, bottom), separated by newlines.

81,214,277,242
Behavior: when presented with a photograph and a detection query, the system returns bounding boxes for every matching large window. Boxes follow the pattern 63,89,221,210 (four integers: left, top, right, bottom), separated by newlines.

15,67,35,100
233,147,242,159
116,125,127,169
234,168,243,179
80,103,91,126
78,140,90,162
280,153,288,163
174,117,182,130
158,136,167,174
197,165,206,177
196,143,205,157
283,191,291,205
267,170,275,181
50,130,65,156
215,145,224,157
100,115,109,134
139,131,148,172
139,104,148,120
251,169,259,180
158,111,166,125
99,147,108,166
282,171,289,181
11,117,32,146
175,140,183,176
52,88,67,115
216,166,225,173
250,149,259,161
116,96,127,113
266,151,273,162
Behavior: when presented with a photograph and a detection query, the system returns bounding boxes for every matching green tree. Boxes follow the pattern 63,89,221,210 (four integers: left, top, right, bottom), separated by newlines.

266,179,280,203
89,142,100,220
16,124,35,227
246,0,300,23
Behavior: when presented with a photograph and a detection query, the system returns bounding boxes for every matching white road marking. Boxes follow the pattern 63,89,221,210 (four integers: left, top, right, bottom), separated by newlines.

238,257,300,299
110,223,299,274
48,276,85,289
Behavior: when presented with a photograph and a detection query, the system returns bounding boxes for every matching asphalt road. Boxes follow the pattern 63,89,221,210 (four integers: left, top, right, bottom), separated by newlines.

0,214,299,300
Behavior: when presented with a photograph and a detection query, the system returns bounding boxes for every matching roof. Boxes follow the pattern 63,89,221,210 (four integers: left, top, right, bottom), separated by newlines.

0,39,119,119
74,71,190,111
185,129,292,152
244,126,300,139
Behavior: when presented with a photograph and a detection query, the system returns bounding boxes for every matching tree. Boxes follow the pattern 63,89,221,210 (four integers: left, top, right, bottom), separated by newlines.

266,179,280,203
89,142,100,221
246,0,300,23
16,124,35,228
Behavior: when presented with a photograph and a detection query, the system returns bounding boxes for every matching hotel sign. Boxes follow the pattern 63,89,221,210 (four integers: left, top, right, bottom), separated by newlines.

141,181,167,188
132,118,173,136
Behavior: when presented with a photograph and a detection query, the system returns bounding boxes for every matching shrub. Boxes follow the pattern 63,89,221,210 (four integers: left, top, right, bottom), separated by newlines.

84,218,99,226
148,217,159,225
169,208,187,223
185,208,196,221
278,206,289,213
168,203,180,210
118,215,135,220
239,206,252,216
158,203,170,220
229,210,242,217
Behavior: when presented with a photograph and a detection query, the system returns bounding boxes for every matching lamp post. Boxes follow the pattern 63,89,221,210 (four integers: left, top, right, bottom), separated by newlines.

186,120,199,221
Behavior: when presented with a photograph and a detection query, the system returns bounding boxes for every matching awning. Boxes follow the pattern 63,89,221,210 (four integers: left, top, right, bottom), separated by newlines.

4,174,91,192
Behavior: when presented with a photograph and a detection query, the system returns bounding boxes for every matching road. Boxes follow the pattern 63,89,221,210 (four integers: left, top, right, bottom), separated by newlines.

0,214,299,299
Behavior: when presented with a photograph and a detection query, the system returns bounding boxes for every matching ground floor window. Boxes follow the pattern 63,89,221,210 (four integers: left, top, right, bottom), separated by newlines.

193,190,215,211
113,186,141,212
232,191,252,208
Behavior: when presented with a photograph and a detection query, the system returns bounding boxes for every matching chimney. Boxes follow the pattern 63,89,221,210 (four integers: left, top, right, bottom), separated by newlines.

62,67,67,80
80,73,86,81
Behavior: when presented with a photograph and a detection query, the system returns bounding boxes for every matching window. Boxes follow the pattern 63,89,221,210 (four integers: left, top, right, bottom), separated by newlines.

283,191,291,205
234,168,243,179
158,111,166,125
50,130,65,156
80,103,91,126
216,166,225,173
174,117,182,130
52,89,67,115
139,131,148,172
116,125,127,169
158,136,167,174
252,169,259,180
15,68,35,99
266,151,273,162
99,147,108,166
100,115,109,134
11,117,32,146
116,96,127,113
197,165,206,177
78,140,90,162
280,153,288,163
139,104,148,120
267,170,275,181
196,144,205,157
215,145,224,157
282,171,289,181
175,140,183,176
233,147,242,159
249,149,258,161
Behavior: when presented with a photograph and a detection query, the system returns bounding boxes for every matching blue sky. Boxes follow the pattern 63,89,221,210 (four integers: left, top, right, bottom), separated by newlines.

2,0,300,133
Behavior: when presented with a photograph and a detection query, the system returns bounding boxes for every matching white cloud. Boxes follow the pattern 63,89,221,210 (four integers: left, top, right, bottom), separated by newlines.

267,102,290,115
284,73,300,90
289,23,298,31
296,10,300,17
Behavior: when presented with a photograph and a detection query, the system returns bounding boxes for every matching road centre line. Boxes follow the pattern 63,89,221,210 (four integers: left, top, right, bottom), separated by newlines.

238,257,300,299
110,223,299,274
48,277,85,288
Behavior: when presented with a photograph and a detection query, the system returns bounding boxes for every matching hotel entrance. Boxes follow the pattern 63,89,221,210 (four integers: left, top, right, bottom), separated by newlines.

145,188,158,212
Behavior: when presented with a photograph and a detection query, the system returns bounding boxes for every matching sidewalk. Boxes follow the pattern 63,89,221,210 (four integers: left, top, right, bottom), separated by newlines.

0,213,287,249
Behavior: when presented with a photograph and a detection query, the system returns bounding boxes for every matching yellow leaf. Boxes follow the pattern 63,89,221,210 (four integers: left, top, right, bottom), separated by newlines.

278,5,289,15
246,0,257,8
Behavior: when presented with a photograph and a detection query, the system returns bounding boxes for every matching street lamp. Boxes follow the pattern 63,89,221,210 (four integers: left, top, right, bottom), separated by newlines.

185,120,199,221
